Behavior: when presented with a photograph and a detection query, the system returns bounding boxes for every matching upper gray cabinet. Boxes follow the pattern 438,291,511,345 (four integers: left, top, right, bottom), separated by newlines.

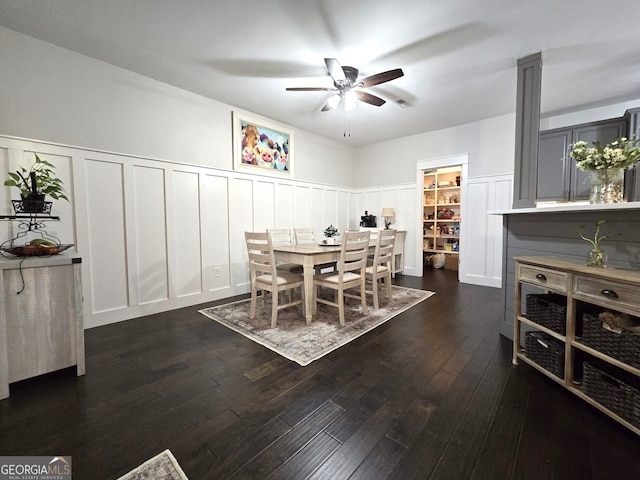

537,118,627,202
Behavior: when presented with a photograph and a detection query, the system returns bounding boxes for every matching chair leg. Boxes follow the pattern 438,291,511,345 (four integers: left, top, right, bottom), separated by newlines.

271,290,279,328
338,288,345,327
250,287,257,319
372,276,380,310
385,273,393,302
360,278,368,316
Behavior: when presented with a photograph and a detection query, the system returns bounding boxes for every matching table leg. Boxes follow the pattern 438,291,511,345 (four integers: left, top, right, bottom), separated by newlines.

303,263,315,324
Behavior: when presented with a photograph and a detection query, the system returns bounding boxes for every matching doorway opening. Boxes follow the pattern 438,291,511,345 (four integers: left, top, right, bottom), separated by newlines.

416,154,469,280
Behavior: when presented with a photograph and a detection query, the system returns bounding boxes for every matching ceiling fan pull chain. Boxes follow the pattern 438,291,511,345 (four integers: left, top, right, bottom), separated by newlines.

343,113,351,137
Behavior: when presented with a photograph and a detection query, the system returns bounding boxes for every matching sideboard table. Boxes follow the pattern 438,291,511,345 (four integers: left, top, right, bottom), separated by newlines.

0,255,84,399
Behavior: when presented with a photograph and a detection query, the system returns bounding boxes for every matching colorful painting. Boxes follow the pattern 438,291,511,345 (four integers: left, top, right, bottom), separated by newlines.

233,112,293,178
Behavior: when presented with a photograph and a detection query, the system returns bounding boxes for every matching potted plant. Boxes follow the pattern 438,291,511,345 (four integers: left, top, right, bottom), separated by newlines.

4,153,68,213
323,224,340,245
576,220,621,267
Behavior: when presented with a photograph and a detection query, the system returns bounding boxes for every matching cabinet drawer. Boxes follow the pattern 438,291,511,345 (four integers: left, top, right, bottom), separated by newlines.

574,275,640,315
517,264,569,293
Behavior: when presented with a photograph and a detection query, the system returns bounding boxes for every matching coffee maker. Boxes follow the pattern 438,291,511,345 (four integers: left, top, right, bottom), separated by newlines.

360,210,377,228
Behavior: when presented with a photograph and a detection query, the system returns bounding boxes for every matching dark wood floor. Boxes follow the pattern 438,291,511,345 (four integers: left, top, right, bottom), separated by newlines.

2,268,639,479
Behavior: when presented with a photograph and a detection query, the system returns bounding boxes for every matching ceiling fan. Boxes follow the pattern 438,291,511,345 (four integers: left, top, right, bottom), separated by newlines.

286,58,404,112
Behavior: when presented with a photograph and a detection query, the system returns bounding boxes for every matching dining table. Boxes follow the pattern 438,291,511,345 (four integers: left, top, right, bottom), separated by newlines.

273,243,342,324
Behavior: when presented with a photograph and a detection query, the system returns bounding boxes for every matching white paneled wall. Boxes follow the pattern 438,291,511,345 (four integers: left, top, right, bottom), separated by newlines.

352,184,419,275
84,158,129,313
1,136,360,328
1,135,505,329
201,174,230,293
460,174,513,287
133,165,169,305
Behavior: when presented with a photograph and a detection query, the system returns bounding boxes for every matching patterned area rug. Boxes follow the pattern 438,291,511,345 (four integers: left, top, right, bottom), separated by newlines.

199,286,434,366
117,450,188,480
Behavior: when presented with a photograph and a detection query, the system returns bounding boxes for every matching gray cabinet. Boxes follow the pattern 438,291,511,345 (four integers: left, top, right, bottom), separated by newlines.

537,118,627,202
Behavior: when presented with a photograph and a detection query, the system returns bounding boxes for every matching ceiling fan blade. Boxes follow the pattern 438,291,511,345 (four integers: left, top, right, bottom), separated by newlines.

360,68,404,87
325,57,346,83
356,91,385,106
286,87,332,91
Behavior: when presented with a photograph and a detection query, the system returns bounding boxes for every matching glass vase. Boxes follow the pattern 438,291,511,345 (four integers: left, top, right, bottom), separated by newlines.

586,248,607,267
589,168,624,204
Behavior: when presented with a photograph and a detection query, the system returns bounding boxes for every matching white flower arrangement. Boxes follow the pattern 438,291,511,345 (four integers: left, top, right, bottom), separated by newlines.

569,136,640,171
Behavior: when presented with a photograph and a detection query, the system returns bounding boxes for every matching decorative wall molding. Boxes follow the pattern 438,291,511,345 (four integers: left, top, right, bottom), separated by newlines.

1,135,506,329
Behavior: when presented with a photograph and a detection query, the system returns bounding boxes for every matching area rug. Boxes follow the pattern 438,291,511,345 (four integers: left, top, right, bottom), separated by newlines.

199,286,434,366
117,449,188,480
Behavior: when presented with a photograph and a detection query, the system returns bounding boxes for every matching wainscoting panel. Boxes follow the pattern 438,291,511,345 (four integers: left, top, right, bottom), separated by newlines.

84,158,129,314
337,190,350,235
322,189,339,232
171,169,202,298
229,177,254,289
274,183,294,228
351,184,418,274
253,180,276,231
201,174,230,293
1,135,507,329
398,186,418,275
460,174,512,287
132,165,169,305
293,185,312,228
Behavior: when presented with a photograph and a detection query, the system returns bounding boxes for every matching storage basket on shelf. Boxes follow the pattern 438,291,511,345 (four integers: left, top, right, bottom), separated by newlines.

582,312,640,369
582,361,640,428
524,331,565,379
526,293,567,335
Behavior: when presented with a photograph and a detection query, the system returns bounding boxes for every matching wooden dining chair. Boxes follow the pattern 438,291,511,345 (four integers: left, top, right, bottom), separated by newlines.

294,227,337,273
293,227,315,245
312,230,371,327
245,231,304,328
364,229,395,309
268,228,303,274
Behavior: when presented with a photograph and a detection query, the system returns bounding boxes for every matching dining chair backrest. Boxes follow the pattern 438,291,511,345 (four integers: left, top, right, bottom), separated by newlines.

268,228,293,247
373,230,395,268
293,227,315,245
338,230,371,276
363,229,395,309
245,231,277,279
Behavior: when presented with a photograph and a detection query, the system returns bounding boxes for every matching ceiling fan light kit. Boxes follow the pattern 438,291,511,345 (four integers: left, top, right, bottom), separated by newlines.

286,58,404,113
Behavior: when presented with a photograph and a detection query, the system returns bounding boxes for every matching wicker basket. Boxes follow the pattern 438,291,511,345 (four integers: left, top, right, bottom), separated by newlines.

526,293,567,334
524,331,565,379
582,361,640,428
583,313,640,369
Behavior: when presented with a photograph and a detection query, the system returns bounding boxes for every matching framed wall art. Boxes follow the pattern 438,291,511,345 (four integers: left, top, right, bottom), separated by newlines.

232,111,293,178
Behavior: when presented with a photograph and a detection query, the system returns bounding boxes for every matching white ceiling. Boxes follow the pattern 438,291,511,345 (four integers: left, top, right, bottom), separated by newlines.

1,0,639,147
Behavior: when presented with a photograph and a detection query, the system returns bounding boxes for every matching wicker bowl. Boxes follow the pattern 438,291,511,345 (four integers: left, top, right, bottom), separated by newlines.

1,244,73,257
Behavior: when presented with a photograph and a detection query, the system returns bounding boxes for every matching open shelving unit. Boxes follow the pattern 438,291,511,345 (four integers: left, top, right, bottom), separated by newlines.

422,166,461,264
513,256,640,435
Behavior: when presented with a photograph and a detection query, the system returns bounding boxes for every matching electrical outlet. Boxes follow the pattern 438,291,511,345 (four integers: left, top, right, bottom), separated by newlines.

214,267,221,278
